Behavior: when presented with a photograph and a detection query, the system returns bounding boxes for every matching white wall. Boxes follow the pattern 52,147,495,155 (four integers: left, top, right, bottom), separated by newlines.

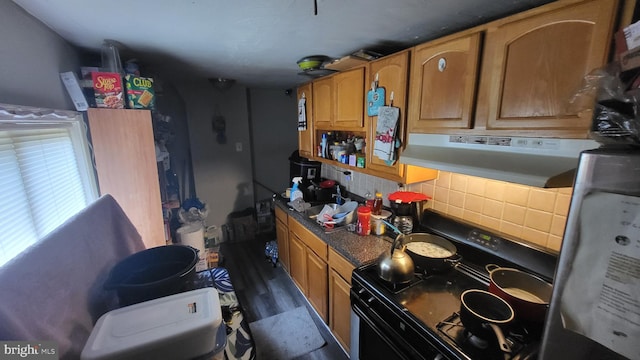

0,1,79,110
175,80,254,228
249,88,298,201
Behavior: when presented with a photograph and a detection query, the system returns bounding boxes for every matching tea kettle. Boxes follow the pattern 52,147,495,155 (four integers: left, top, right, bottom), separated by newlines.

377,224,415,284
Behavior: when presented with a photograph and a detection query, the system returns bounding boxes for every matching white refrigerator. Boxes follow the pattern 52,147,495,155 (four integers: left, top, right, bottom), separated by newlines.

540,147,640,360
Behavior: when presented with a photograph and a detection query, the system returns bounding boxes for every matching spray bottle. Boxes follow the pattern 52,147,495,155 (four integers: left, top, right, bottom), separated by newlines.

290,177,304,202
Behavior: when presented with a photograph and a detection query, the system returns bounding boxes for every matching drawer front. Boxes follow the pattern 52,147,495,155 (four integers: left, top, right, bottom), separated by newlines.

275,206,288,224
288,218,327,260
329,248,355,284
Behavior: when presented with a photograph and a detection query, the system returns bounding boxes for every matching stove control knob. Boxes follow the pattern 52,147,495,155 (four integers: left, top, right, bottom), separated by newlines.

366,296,375,304
433,355,445,360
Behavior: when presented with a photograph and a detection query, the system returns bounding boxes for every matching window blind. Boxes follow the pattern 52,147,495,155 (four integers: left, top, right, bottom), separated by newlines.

0,127,90,266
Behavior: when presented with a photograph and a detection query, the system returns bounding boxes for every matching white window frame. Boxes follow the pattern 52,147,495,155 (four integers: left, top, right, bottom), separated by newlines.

0,104,99,266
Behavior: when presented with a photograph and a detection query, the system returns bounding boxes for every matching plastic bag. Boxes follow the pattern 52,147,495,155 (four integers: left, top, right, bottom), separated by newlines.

569,62,640,145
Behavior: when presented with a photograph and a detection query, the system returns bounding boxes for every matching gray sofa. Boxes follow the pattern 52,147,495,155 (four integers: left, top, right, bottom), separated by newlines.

0,195,146,359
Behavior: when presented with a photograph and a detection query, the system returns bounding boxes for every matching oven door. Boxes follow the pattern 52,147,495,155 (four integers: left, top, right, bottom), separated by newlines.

351,291,443,360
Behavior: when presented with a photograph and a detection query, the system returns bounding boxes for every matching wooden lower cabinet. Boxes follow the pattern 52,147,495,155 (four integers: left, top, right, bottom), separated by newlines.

288,232,307,292
307,250,329,322
288,217,329,322
329,248,355,353
284,216,356,353
275,207,290,271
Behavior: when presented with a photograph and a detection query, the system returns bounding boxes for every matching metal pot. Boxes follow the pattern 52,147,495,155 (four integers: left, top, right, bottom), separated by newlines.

486,264,552,323
377,234,415,284
460,289,514,353
403,233,461,272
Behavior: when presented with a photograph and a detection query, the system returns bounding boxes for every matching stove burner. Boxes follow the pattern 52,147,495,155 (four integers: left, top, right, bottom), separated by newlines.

466,331,489,349
437,312,531,359
376,273,424,294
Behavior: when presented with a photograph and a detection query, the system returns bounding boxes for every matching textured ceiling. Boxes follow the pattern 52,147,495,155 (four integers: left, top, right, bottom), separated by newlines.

13,0,553,88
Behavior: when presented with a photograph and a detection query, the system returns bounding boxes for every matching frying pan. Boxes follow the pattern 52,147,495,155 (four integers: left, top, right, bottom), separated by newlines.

460,289,514,353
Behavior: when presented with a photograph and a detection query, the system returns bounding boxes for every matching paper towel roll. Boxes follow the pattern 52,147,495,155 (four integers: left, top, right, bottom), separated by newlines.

176,223,205,256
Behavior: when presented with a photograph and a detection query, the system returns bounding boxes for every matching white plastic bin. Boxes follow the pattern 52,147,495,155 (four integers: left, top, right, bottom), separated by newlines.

81,288,222,360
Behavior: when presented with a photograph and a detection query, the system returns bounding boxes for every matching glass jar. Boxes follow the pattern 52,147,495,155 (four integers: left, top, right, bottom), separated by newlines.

356,206,372,236
373,192,383,215
392,215,413,234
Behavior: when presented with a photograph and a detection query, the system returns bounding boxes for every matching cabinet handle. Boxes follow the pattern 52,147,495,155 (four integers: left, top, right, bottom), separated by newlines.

438,57,446,72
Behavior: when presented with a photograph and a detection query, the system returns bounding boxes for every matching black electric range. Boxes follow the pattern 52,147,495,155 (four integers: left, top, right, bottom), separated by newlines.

351,210,557,360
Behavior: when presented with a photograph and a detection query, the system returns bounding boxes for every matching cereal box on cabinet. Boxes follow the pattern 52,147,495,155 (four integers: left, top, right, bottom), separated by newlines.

91,72,124,109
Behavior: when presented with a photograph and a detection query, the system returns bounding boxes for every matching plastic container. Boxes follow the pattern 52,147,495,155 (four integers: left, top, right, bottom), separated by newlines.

357,206,372,236
176,223,207,271
103,245,198,306
81,288,222,360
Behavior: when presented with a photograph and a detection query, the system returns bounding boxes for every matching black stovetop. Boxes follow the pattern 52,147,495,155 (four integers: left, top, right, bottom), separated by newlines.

351,210,557,360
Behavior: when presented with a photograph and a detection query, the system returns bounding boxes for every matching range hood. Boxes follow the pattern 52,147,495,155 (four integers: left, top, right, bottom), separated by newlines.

400,134,600,188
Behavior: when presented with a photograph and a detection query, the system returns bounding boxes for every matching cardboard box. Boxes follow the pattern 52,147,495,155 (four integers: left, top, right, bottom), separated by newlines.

324,55,368,71
91,72,124,109
60,71,89,111
125,74,155,109
620,47,640,72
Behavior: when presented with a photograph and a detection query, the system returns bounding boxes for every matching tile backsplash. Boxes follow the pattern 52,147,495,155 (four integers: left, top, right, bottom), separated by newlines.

322,164,570,252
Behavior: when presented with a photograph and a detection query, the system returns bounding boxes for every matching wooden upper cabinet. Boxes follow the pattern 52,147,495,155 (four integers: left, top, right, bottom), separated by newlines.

479,0,617,135
365,51,438,183
333,67,365,128
313,77,333,128
312,67,365,130
367,51,409,178
297,83,314,159
408,33,482,133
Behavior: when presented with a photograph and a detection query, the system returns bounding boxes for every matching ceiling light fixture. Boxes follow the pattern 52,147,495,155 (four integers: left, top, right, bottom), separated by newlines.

209,77,235,90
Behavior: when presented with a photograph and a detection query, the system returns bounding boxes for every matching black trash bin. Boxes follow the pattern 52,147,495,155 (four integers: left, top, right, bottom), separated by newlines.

103,245,199,306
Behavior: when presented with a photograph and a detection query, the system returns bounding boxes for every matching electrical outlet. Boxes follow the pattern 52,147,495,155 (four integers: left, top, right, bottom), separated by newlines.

235,142,242,152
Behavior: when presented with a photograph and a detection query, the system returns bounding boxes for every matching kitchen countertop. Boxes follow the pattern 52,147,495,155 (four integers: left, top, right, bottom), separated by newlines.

274,199,392,267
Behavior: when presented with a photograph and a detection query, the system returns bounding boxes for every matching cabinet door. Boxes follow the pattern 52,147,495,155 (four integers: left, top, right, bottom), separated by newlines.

289,233,307,294
481,0,616,133
367,51,409,179
88,108,164,248
297,83,314,159
306,249,328,323
334,67,365,129
408,33,481,132
313,77,333,128
275,217,289,271
329,269,352,352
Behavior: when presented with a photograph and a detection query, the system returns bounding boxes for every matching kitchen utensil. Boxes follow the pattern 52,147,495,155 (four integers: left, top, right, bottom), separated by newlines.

376,233,415,284
486,264,552,323
403,233,462,272
460,289,514,353
319,179,336,188
388,191,430,229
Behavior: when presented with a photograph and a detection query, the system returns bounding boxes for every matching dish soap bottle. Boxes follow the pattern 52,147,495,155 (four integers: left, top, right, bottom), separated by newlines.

290,177,304,202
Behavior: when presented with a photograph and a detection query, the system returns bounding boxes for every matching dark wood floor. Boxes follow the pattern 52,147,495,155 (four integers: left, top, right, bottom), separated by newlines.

220,233,349,360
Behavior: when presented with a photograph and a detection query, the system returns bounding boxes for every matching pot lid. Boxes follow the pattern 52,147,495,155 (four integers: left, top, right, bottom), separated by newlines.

388,191,430,203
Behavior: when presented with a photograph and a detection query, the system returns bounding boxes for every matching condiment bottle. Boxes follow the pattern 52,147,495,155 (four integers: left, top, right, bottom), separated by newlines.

365,192,375,210
356,206,371,236
373,192,383,215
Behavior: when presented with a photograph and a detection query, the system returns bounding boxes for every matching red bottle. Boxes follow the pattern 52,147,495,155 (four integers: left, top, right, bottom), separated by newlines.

357,206,372,236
